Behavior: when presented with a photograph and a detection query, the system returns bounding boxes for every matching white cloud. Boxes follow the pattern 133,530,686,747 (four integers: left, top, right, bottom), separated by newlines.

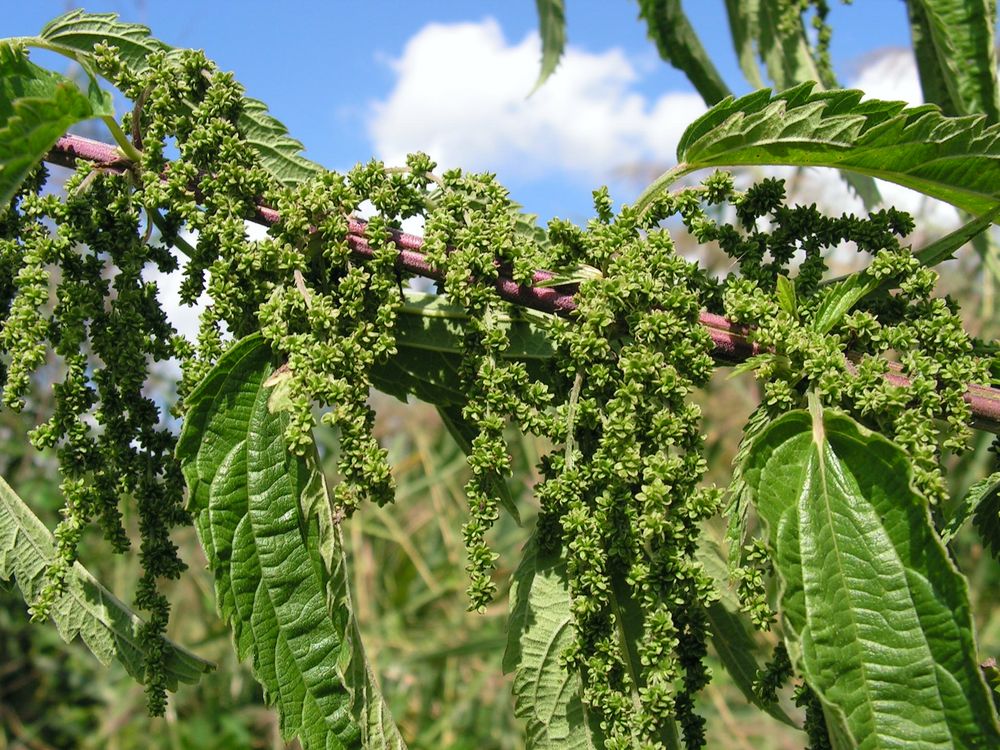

851,48,924,106
367,22,959,233
367,19,704,180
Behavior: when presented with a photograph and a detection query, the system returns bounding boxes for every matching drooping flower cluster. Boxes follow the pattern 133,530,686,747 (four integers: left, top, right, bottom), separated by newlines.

528,183,736,748
709,178,989,506
2,31,995,749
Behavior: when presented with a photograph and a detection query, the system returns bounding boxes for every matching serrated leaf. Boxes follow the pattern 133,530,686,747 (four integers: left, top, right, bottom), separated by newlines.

971,472,1000,559
637,0,731,106
727,1,881,208
503,536,603,749
0,42,113,204
239,97,325,187
813,208,998,334
532,0,566,92
942,471,1000,545
744,402,1000,748
33,10,324,188
178,334,407,749
39,9,168,76
320,510,407,750
673,82,1000,219
0,474,212,689
723,404,772,569
906,0,999,122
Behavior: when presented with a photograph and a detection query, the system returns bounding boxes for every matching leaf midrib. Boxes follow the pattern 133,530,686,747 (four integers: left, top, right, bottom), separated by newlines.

807,431,955,749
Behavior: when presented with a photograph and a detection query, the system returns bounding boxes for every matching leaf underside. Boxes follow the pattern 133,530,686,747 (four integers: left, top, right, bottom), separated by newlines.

745,406,1000,748
906,0,999,122
695,536,797,727
756,0,824,90
638,0,731,106
677,82,1000,218
0,474,212,689
369,290,554,525
532,0,566,92
503,535,603,749
36,9,324,188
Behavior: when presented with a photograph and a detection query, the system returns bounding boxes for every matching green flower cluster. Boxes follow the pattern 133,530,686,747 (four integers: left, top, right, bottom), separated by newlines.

712,178,988,505
2,34,994,749
258,160,435,512
0,162,186,713
531,185,730,749
421,169,556,609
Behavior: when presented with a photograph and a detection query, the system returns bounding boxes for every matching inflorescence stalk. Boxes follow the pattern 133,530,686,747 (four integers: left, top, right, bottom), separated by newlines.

44,133,1000,433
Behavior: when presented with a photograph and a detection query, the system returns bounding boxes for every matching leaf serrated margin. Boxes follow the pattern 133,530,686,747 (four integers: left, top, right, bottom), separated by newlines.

0,474,212,688
745,405,1000,748
503,536,603,749
657,82,1000,219
33,10,324,188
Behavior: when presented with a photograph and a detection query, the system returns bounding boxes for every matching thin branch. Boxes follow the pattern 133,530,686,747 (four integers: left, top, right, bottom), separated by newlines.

43,133,1000,433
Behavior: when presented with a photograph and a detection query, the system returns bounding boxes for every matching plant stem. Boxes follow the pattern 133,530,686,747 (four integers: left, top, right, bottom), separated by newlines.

102,116,143,163
633,162,692,217
41,133,1000,435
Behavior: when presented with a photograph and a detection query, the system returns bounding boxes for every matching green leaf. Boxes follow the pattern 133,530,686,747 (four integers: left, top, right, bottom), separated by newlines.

503,536,603,749
532,0,566,92
395,290,555,362
942,471,1000,545
38,10,168,77
368,290,555,406
178,334,405,749
905,0,999,122
913,205,1000,266
723,0,764,89
322,516,407,749
368,291,556,523
238,97,326,188
972,472,1000,559
32,10,324,187
907,0,959,115
0,42,113,205
0,474,212,690
671,82,1000,219
811,272,880,335
744,402,1000,748
812,208,999,334
756,0,825,90
637,0,731,106
775,274,796,318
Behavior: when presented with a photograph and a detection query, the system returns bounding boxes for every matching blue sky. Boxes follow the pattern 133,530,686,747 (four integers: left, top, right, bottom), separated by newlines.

9,1,916,223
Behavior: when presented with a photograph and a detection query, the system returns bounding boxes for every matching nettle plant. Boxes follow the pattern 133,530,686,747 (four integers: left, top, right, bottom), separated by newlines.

2,5,1000,750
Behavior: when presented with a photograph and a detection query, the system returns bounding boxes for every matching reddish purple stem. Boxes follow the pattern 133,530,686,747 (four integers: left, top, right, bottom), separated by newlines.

44,134,1000,432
